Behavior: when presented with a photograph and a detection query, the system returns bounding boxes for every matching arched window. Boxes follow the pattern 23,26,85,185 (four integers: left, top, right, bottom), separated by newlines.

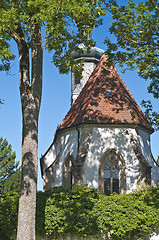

74,70,81,85
138,160,151,185
99,150,126,195
63,154,74,190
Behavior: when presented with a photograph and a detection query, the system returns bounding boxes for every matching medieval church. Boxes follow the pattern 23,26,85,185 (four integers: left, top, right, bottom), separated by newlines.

40,41,159,195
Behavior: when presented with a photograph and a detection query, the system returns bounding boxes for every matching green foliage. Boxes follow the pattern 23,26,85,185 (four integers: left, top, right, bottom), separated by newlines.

43,185,159,239
141,100,159,131
0,137,18,195
139,185,159,209
3,168,21,194
44,185,99,238
36,190,51,237
1,185,159,239
105,0,159,99
0,191,19,240
94,190,159,239
0,0,106,74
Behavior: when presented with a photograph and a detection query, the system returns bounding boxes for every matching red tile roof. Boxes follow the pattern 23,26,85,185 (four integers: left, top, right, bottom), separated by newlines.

58,55,153,132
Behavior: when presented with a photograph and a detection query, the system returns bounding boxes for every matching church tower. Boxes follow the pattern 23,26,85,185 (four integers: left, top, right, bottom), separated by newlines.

71,28,104,104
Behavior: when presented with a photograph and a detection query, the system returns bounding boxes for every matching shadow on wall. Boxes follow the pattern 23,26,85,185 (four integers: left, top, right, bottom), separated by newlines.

84,126,140,192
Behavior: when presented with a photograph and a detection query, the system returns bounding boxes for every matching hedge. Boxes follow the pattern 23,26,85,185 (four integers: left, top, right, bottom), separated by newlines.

0,185,159,240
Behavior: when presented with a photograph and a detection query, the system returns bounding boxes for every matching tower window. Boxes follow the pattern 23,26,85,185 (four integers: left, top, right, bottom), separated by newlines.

75,76,80,85
106,90,112,97
74,70,81,85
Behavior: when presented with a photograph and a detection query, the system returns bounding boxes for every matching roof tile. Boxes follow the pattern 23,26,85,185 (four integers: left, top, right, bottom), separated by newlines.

58,55,153,132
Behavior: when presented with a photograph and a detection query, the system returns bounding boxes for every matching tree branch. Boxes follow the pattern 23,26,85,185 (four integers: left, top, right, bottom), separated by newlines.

122,33,158,48
149,0,159,11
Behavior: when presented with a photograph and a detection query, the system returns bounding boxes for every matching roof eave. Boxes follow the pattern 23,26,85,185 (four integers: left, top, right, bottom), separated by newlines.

57,121,154,135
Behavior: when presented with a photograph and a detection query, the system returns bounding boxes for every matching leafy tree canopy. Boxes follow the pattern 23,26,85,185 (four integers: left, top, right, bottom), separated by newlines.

0,137,18,195
105,0,159,98
141,100,159,130
0,0,106,74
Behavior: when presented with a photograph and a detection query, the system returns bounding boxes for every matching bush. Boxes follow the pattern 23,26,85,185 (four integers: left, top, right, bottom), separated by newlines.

94,190,159,239
0,185,159,240
0,192,19,240
44,185,159,239
44,185,99,239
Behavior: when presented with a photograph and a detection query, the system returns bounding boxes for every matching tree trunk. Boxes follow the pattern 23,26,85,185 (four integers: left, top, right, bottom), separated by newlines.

16,24,43,240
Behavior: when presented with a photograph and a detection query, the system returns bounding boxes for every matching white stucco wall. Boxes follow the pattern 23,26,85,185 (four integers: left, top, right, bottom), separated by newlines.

72,62,96,103
137,128,159,185
83,127,140,193
50,129,78,188
42,125,159,192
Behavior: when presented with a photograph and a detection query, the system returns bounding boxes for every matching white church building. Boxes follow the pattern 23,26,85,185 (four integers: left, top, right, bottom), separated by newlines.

40,44,159,195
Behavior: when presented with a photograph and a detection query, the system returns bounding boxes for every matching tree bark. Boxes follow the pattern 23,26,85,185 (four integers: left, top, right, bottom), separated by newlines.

12,23,43,240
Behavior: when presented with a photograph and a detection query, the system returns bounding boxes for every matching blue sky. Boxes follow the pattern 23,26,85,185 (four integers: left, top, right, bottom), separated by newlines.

0,12,158,191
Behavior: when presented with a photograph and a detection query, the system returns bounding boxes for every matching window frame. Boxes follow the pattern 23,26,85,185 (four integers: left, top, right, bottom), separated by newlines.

104,166,119,195
62,154,74,190
99,149,126,195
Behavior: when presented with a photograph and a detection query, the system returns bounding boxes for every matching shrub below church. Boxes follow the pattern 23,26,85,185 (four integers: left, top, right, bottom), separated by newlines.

94,190,159,239
45,185,99,238
44,185,159,239
0,185,159,239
